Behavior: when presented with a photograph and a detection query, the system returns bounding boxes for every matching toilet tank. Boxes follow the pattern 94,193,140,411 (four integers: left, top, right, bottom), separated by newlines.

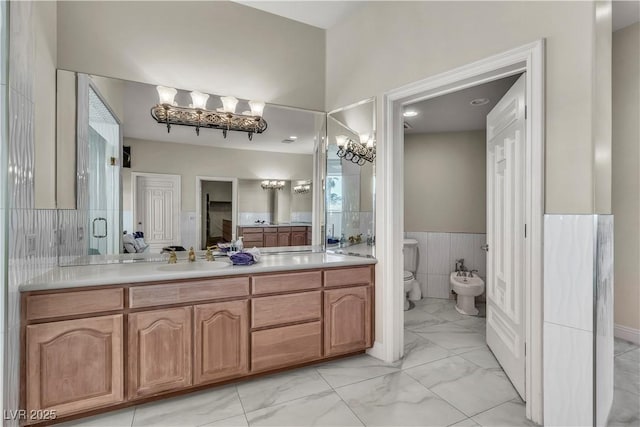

403,238,419,273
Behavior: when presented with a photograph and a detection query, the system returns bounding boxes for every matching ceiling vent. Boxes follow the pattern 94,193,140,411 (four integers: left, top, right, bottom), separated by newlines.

281,138,296,143
403,121,412,130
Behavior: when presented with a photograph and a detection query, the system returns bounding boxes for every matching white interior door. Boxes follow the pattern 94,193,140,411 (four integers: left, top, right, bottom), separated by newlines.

135,174,181,252
486,74,527,399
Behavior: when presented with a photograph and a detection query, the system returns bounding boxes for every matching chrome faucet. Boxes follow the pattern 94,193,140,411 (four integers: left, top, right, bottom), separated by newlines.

468,269,479,278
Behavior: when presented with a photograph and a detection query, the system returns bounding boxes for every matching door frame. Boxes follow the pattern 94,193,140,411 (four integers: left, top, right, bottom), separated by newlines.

376,40,544,423
131,172,182,247
195,176,238,249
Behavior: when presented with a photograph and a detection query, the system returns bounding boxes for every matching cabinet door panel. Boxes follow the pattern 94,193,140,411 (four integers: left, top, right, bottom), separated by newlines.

26,315,123,416
128,307,192,398
291,232,306,246
263,232,278,247
324,286,372,356
194,300,249,385
278,232,291,247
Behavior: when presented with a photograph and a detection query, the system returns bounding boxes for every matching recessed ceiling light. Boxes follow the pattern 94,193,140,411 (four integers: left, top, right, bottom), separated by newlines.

470,98,490,106
289,135,298,140
403,110,418,117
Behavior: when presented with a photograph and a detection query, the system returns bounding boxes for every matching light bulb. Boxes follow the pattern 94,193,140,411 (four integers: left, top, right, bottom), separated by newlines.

248,100,265,117
221,96,238,114
189,91,209,110
359,133,369,145
157,86,177,105
336,135,348,148
367,137,375,148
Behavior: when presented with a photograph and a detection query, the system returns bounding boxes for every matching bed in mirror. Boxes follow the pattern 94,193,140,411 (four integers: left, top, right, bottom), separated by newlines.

55,71,326,265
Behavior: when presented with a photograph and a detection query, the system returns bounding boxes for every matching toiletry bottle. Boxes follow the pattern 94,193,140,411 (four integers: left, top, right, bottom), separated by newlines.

339,233,346,248
236,236,244,252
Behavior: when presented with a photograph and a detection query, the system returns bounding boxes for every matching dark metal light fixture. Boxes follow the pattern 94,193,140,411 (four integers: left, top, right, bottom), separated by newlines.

151,87,268,140
336,134,376,166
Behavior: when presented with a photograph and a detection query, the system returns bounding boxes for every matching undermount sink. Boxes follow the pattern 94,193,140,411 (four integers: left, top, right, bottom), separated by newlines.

156,261,230,272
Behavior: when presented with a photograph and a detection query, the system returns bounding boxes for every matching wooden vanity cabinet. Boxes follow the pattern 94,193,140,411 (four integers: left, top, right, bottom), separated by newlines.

128,307,192,398
263,230,278,247
194,300,249,385
291,227,307,246
21,265,374,425
324,286,372,356
25,315,124,417
277,227,291,246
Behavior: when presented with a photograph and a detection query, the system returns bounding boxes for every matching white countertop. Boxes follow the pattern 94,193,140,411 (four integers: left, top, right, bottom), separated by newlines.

238,223,312,228
21,252,377,292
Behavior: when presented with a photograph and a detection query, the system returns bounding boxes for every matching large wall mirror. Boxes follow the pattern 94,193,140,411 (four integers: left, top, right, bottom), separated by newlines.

325,98,376,257
55,71,326,265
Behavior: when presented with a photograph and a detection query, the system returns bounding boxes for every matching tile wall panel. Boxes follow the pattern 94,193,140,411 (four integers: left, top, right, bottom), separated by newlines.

404,231,487,299
543,215,594,331
426,233,451,274
543,322,594,427
596,215,614,426
3,2,60,422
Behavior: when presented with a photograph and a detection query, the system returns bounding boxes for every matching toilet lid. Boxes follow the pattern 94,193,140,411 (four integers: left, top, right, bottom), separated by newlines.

403,270,414,280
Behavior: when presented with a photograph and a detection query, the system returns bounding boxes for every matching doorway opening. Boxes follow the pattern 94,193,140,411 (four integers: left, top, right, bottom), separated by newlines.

401,72,527,411
195,176,238,250
379,41,545,423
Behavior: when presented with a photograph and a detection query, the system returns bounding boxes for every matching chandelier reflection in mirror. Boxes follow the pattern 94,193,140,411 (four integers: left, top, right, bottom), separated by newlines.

293,181,311,194
261,180,286,190
336,133,376,166
151,86,268,141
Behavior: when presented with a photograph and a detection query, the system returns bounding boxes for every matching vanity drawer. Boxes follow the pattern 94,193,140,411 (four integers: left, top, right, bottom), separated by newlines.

324,266,372,288
242,232,264,243
26,288,124,321
251,271,322,294
251,291,321,328
240,227,263,233
291,226,307,232
129,277,249,308
250,321,322,372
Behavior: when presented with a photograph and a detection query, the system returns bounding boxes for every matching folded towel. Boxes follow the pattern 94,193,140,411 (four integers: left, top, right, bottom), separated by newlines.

230,252,255,266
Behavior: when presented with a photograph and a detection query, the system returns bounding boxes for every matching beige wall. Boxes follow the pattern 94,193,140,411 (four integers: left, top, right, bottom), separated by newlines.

90,75,125,123
291,182,313,212
34,0,57,208
326,1,610,214
122,138,313,212
612,23,640,331
238,180,274,213
404,131,486,233
57,1,325,111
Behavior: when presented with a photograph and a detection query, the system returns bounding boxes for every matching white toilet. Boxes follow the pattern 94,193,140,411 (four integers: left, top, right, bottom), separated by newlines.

403,238,422,310
450,271,485,315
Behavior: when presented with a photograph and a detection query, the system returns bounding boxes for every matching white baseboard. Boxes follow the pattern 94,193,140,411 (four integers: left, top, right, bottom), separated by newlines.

366,341,386,361
614,324,640,345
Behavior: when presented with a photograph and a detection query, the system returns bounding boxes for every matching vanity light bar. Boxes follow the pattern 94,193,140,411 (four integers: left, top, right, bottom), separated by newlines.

261,180,286,190
151,87,267,140
335,135,376,166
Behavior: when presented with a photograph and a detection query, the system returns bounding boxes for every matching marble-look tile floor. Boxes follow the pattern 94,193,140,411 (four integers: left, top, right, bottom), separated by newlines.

59,298,638,427
609,338,640,426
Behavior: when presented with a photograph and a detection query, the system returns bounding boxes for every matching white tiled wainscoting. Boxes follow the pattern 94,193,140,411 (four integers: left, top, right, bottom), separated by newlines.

404,231,486,299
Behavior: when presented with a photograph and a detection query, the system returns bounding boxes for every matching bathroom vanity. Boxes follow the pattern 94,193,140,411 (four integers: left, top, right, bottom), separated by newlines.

19,254,375,425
